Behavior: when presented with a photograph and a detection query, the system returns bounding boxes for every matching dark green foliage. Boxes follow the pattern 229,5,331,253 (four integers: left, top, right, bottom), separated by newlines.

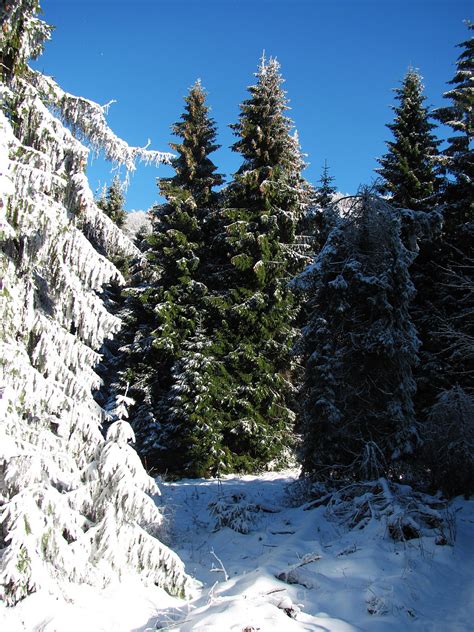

0,1,52,82
159,327,229,478
212,56,310,471
314,160,337,208
160,79,224,207
424,386,474,497
133,81,224,475
299,193,419,483
435,22,474,235
97,176,127,228
377,68,440,211
414,25,473,416
301,161,338,254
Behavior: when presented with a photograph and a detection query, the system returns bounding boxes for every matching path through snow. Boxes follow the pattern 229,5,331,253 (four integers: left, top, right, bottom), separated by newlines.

1,469,473,631
150,470,474,631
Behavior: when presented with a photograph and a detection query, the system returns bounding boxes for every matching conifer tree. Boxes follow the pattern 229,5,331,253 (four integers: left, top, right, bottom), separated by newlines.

0,0,188,603
215,56,310,471
298,193,419,483
97,175,127,228
417,23,474,419
435,22,473,235
314,160,337,208
164,326,229,477
129,81,224,474
303,161,338,253
376,69,440,210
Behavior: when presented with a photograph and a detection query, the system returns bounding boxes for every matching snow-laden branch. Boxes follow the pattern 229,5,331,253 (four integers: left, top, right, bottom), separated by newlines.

31,70,174,173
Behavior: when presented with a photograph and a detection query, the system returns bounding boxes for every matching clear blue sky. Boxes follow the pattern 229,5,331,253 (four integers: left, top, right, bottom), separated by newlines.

33,0,471,211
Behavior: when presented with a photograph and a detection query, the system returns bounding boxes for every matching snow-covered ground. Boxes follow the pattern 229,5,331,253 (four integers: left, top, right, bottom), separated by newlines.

1,469,473,631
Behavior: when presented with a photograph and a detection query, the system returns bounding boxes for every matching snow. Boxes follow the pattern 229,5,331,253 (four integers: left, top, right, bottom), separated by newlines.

0,9,186,601
2,469,473,631
122,210,152,240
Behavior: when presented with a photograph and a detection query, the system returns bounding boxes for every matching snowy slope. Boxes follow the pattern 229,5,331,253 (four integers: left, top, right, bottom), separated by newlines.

1,470,473,631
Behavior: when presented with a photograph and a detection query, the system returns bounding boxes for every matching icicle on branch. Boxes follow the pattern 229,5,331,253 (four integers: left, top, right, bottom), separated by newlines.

30,71,174,173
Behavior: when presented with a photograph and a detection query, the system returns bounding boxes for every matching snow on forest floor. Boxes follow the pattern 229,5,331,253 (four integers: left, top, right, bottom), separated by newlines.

1,469,474,631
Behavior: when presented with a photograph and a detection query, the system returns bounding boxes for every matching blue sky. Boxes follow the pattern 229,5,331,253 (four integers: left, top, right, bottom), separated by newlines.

34,0,471,211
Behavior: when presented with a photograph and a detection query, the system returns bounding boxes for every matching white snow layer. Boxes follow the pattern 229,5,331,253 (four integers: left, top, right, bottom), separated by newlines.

0,42,187,602
1,470,473,631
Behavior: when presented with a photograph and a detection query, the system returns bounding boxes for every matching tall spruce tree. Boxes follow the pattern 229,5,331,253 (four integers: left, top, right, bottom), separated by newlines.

214,56,309,471
0,0,188,602
298,193,419,483
435,22,473,235
133,81,224,475
413,24,473,418
376,69,440,210
376,70,444,422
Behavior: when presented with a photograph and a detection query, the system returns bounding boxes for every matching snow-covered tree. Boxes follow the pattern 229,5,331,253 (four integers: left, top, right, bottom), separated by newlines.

0,0,188,605
120,81,225,475
413,24,473,420
424,386,474,497
162,327,229,478
435,21,473,234
97,175,127,228
298,192,420,483
300,161,338,255
214,56,310,471
83,391,188,594
376,68,441,211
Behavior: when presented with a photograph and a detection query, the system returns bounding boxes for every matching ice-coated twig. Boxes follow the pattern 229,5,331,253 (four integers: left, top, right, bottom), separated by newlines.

210,548,229,581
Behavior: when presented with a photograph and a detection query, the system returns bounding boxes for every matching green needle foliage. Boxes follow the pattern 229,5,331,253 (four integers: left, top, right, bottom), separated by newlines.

138,81,225,475
314,160,337,209
97,176,127,228
435,21,473,236
299,193,420,483
213,56,310,471
377,68,441,211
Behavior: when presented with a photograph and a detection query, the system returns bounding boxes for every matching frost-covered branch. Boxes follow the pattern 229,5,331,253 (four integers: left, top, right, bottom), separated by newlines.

31,71,174,173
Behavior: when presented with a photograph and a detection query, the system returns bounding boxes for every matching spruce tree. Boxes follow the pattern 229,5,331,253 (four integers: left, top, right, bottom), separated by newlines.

314,160,337,208
164,326,229,477
303,161,338,253
131,81,224,475
376,68,440,210
435,22,473,235
215,56,309,471
0,0,188,603
417,22,474,422
97,175,127,228
299,193,419,483
376,70,444,421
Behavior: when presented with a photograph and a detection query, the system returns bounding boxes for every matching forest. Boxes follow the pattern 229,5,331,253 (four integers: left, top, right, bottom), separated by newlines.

0,1,472,630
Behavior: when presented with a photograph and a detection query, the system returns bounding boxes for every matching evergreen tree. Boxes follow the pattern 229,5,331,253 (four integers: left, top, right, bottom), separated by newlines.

164,326,228,477
298,193,419,483
314,160,337,208
424,386,474,497
414,22,474,425
214,56,310,471
97,175,127,228
376,68,440,210
129,81,224,475
435,21,473,235
0,0,188,603
302,161,338,253
375,70,444,421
